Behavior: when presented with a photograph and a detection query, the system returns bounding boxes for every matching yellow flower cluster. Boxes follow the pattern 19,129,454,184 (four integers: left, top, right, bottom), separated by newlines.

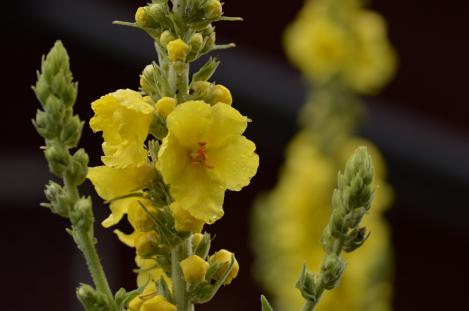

86,81,256,309
252,132,393,311
284,0,396,94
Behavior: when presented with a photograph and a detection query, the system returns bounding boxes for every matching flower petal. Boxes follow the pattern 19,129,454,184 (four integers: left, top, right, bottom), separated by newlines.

166,101,210,149
207,136,259,191
203,103,248,149
170,166,225,224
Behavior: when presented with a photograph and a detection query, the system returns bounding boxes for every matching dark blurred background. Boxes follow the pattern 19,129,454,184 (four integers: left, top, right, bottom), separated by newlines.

2,0,469,309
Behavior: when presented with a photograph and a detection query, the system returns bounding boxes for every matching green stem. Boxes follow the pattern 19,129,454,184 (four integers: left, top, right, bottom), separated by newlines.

171,237,194,311
300,237,345,311
64,173,118,311
168,62,189,102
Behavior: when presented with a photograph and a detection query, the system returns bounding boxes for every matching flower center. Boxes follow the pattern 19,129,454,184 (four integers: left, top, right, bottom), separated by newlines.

190,142,214,169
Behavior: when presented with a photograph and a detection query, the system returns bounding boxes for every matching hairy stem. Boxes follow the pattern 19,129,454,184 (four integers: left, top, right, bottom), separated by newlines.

64,174,118,310
171,237,194,311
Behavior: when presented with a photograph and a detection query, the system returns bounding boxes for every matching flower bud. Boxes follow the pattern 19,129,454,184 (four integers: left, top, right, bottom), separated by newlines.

71,197,93,230
208,249,239,285
135,7,151,27
61,115,83,148
180,255,209,283
167,39,191,62
160,31,175,48
171,202,204,233
68,148,89,185
141,295,176,311
148,3,165,22
204,0,223,19
76,284,108,310
192,233,204,248
189,33,204,55
135,231,158,257
44,181,70,218
155,97,177,118
44,144,69,176
190,81,212,98
208,84,232,105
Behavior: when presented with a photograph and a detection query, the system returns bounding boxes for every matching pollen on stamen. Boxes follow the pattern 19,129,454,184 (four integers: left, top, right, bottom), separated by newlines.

190,141,214,169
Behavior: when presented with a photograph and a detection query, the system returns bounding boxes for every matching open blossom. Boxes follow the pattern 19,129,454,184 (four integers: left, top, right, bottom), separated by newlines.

87,165,155,227
90,89,154,168
158,100,259,224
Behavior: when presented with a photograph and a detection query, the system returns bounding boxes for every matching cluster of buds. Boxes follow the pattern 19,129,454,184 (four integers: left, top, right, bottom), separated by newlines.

296,147,375,308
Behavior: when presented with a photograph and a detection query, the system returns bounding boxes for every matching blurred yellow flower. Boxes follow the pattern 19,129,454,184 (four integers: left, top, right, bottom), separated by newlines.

90,89,154,168
87,164,155,227
158,100,259,224
167,39,191,62
284,2,396,94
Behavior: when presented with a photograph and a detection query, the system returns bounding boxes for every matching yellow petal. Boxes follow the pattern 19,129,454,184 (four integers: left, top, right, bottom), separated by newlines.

166,100,210,149
169,165,225,223
90,89,154,168
157,134,189,185
87,165,154,201
207,136,259,191
203,103,248,149
113,229,137,247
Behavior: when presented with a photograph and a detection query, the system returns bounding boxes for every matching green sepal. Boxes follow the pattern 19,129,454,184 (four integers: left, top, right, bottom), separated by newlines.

191,57,219,83
295,264,317,302
260,295,274,311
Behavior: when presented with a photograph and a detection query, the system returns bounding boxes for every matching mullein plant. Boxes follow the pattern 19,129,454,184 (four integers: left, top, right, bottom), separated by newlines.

253,0,396,310
33,1,259,310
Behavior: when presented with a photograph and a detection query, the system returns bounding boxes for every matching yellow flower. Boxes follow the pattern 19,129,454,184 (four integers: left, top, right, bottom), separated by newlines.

180,255,209,283
87,164,155,227
208,249,239,285
90,89,154,168
167,39,191,62
128,285,156,311
342,10,397,94
135,256,168,288
155,97,177,118
284,6,350,83
283,2,396,94
158,100,259,224
141,296,176,311
171,202,205,233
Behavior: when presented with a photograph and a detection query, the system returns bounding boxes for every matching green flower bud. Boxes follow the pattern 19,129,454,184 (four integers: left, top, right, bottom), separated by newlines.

189,33,204,57
68,148,89,185
70,197,93,229
44,143,69,177
149,3,166,22
160,31,176,48
43,181,70,218
61,115,83,148
45,95,64,120
204,0,223,19
320,254,345,290
76,284,108,310
34,110,55,139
